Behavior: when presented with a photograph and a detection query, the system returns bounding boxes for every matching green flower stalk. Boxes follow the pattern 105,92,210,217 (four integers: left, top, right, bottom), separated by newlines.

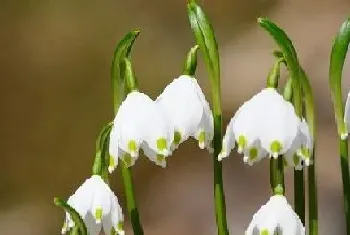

110,30,144,235
329,17,350,234
266,58,286,195
92,122,113,182
187,1,229,234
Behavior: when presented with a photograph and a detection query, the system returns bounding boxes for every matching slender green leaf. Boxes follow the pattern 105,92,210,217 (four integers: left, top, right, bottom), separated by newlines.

111,30,140,114
329,17,350,234
258,18,302,116
187,1,220,112
329,18,350,136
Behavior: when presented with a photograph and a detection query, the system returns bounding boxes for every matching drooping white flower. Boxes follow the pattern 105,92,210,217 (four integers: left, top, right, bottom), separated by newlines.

245,195,305,235
219,88,313,169
108,91,174,172
61,175,124,235
156,75,214,151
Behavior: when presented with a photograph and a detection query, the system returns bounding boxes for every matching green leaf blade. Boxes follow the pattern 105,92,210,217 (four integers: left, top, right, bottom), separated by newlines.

187,1,220,84
329,18,350,136
111,30,140,114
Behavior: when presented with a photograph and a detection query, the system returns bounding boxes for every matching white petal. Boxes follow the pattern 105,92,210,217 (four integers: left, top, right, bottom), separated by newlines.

156,75,213,149
344,91,350,136
218,118,235,161
242,140,268,166
245,195,304,235
141,142,167,168
113,92,152,157
108,127,120,172
84,212,102,235
258,89,299,156
90,177,112,223
142,100,173,157
232,92,265,153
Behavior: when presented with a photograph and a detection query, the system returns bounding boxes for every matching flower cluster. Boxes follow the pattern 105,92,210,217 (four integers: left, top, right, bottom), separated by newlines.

219,88,313,170
108,75,214,171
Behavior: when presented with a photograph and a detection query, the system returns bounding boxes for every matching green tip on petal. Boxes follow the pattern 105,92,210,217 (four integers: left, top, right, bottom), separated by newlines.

260,228,270,235
156,154,165,163
109,156,115,168
270,140,282,155
249,147,258,161
157,138,167,151
293,154,300,166
128,140,137,153
174,131,182,145
95,208,103,223
237,135,247,153
117,221,124,231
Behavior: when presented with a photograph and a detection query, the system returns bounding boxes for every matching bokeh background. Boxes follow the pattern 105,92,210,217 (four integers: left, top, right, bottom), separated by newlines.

2,0,350,234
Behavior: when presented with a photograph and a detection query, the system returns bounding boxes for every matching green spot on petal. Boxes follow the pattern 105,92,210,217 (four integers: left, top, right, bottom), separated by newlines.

300,147,310,157
157,138,167,151
260,228,269,235
109,156,115,168
95,208,103,221
238,135,247,149
174,131,182,145
249,147,258,161
293,154,300,166
198,131,206,143
270,140,282,153
117,221,124,231
156,154,165,163
128,140,137,152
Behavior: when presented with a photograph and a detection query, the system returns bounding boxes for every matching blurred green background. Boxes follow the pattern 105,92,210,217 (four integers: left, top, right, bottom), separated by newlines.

2,0,350,234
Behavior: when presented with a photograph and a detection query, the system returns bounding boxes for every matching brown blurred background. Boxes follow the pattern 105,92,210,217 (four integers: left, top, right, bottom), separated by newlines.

2,0,350,234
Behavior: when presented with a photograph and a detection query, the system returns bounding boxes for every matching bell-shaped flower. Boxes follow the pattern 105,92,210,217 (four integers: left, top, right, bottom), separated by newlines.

156,75,214,151
219,88,313,169
61,175,124,235
245,195,305,235
108,91,174,172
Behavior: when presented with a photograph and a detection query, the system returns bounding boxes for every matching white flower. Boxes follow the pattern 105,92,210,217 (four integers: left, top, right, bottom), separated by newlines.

219,88,313,169
343,91,350,140
156,75,214,151
108,91,174,172
245,195,305,235
61,175,124,235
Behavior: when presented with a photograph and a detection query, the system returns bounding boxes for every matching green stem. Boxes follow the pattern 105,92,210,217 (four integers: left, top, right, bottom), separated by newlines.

213,114,229,235
121,163,144,235
340,139,350,233
111,31,143,235
300,69,318,235
187,1,228,234
294,170,305,225
270,157,285,195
